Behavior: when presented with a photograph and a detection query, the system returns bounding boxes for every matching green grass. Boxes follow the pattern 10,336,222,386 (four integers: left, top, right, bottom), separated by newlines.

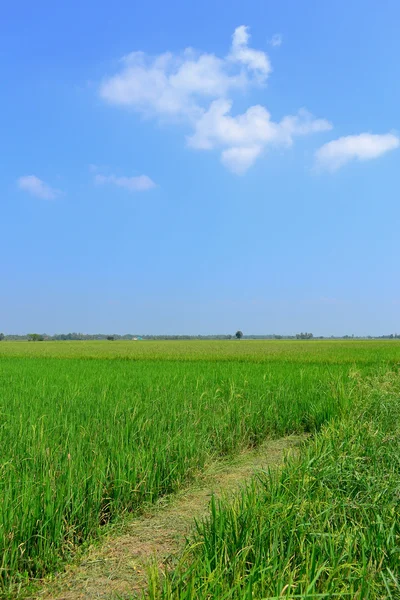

0,340,399,595
148,369,400,599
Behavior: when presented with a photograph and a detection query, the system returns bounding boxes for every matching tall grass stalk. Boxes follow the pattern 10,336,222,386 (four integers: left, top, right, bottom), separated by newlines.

149,369,400,599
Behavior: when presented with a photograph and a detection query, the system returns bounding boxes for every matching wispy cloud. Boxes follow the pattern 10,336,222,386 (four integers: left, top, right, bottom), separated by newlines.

94,173,156,192
100,26,330,174
315,133,400,171
18,175,61,200
270,33,283,47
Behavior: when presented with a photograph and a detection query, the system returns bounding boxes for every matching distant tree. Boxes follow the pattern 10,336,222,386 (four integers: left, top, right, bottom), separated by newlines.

0,333,4,341
27,333,44,342
296,332,314,340
235,330,243,340
107,335,115,341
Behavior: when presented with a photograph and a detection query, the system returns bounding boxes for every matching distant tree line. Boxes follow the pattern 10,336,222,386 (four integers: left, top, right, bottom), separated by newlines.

0,333,236,341
1,332,400,341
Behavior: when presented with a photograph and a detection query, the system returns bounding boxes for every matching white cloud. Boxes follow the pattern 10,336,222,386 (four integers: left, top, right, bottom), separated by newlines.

280,109,332,137
188,101,332,173
101,51,235,119
270,34,283,47
221,146,263,174
95,173,156,192
229,26,271,78
100,26,269,120
315,133,400,171
187,100,276,150
18,175,60,200
100,26,331,173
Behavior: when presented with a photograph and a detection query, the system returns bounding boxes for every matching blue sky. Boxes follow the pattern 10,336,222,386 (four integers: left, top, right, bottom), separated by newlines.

1,0,400,336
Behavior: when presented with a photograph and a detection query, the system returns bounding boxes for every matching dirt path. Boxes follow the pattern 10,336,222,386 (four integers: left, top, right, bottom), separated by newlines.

33,436,303,600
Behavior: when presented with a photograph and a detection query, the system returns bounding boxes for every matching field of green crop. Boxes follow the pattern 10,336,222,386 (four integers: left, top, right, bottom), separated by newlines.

0,339,399,363
0,340,399,596
151,369,400,599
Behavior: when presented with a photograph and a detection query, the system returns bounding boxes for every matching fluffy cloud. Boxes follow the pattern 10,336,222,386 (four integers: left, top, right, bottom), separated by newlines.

188,101,332,173
100,26,269,120
228,26,271,78
315,133,400,171
221,146,263,175
101,51,232,119
18,175,60,200
95,173,156,192
100,26,330,173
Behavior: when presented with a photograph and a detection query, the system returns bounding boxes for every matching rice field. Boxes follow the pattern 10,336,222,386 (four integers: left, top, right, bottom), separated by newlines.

0,339,398,363
151,369,400,599
0,340,399,596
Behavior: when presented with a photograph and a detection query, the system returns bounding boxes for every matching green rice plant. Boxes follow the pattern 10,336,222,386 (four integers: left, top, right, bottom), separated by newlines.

150,368,400,599
1,339,400,365
0,341,399,594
